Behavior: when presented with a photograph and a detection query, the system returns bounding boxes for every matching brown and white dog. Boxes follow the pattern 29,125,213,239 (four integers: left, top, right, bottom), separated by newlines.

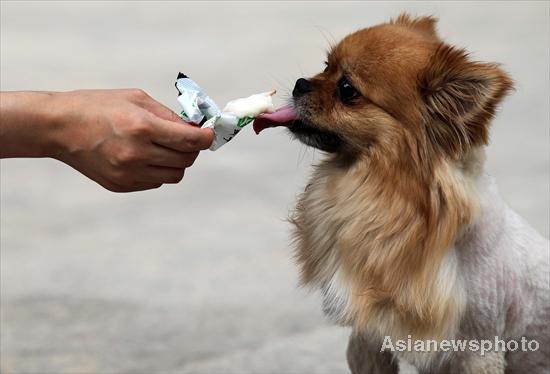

254,14,549,374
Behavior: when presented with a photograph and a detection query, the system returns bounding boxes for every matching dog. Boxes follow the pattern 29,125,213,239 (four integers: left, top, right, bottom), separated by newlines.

254,13,549,374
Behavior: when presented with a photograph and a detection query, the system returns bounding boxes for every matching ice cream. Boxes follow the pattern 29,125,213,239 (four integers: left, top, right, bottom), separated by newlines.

223,90,276,118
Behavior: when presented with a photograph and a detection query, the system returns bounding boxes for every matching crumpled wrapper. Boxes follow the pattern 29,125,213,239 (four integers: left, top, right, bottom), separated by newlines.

175,73,275,150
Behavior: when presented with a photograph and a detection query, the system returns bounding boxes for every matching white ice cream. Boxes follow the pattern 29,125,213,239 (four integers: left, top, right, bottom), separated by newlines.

222,90,276,118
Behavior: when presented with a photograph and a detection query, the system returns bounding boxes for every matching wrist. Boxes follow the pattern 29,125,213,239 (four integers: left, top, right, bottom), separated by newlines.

44,91,77,160
0,91,67,158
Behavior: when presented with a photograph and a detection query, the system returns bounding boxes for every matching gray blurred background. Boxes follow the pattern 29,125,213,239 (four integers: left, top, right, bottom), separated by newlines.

1,1,548,373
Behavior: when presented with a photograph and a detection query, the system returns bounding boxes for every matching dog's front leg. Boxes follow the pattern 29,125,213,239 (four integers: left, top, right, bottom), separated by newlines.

346,333,399,374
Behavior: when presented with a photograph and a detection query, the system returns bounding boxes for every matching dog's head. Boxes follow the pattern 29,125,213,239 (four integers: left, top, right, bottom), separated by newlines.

256,13,513,162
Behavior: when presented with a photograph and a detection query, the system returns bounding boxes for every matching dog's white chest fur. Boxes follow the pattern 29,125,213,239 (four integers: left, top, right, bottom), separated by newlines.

321,268,353,324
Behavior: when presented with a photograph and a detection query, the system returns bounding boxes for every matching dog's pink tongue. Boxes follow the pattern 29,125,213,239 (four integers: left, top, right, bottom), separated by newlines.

253,105,296,134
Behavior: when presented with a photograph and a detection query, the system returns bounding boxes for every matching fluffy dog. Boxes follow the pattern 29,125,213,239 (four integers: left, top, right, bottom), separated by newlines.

254,13,549,374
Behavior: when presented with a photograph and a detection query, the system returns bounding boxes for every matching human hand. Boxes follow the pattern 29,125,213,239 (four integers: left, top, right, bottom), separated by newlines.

49,89,214,192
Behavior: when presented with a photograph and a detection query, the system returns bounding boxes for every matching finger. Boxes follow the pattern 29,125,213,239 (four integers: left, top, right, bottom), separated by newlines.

141,96,190,125
127,88,195,125
150,118,214,151
72,167,156,194
122,182,163,193
107,181,163,193
147,145,199,168
136,166,186,184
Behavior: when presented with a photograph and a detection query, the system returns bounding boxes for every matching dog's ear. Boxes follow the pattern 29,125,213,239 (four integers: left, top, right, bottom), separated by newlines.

391,13,439,38
419,43,513,157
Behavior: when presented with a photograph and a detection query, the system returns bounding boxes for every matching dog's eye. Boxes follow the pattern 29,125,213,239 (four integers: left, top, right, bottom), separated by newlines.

337,77,359,104
323,61,329,73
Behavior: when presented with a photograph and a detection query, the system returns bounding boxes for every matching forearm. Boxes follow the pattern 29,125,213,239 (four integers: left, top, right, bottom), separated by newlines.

0,91,65,158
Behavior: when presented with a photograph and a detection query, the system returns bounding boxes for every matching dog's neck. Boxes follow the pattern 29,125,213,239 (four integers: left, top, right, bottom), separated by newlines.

292,147,486,340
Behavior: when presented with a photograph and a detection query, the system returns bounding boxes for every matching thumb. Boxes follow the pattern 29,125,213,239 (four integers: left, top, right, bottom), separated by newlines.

140,95,214,148
151,118,214,151
141,96,192,125
202,128,215,148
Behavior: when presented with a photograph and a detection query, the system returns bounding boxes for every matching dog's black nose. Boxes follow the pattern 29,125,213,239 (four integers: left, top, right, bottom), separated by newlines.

293,78,314,97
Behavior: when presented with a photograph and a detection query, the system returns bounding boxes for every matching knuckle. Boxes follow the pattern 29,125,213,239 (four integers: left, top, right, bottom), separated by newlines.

128,88,148,99
112,187,128,193
169,110,184,123
102,181,119,192
116,148,141,165
131,182,161,192
183,129,212,150
128,121,151,138
110,157,123,168
182,133,201,150
105,182,128,193
169,170,185,183
110,168,128,181
184,152,199,167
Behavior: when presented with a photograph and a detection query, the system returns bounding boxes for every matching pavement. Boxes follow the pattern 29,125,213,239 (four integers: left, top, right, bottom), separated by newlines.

1,2,548,373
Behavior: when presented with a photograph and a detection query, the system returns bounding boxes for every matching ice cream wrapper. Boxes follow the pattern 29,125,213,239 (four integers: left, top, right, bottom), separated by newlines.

175,73,275,150
175,73,220,124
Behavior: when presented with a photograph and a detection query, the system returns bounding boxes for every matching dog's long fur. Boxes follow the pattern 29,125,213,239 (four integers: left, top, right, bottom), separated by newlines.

289,14,549,373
